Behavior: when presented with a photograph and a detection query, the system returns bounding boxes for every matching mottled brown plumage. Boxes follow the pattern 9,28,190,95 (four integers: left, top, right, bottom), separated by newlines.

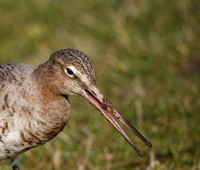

0,49,151,170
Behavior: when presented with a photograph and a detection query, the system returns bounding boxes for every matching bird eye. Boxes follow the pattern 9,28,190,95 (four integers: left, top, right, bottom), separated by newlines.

66,68,74,76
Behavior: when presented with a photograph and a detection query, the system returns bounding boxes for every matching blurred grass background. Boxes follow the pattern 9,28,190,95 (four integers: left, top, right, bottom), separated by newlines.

0,0,200,169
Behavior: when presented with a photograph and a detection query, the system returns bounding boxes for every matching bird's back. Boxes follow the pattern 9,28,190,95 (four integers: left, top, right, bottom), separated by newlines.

0,62,36,119
0,63,36,118
0,63,36,95
0,63,36,160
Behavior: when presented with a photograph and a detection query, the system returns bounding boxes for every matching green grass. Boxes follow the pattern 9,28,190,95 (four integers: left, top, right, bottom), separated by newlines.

0,0,200,169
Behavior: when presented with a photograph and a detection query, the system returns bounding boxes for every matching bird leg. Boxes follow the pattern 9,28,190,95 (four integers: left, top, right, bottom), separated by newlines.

10,156,20,170
12,163,19,170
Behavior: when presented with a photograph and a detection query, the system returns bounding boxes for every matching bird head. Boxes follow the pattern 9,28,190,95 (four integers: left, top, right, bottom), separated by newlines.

44,48,152,156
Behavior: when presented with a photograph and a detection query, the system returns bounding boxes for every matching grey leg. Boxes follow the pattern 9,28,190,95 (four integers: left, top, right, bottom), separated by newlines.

12,162,19,170
10,156,20,170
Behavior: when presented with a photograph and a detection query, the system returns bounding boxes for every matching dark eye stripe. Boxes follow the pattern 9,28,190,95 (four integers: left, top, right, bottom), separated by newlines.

66,68,74,75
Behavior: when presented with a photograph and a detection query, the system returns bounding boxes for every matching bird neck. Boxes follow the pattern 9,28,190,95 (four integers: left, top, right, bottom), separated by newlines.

30,61,70,124
32,60,61,96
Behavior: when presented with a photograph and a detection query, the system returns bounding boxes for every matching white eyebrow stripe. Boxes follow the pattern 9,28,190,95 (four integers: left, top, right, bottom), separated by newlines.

66,65,90,85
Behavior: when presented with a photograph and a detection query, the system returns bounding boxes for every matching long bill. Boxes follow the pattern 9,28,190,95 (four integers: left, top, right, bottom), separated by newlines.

81,85,152,157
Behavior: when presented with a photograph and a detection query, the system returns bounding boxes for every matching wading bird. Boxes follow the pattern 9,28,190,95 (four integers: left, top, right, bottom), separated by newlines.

0,49,152,170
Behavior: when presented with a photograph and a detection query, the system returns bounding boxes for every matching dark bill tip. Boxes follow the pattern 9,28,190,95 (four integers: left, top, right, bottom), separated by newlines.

146,141,152,147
